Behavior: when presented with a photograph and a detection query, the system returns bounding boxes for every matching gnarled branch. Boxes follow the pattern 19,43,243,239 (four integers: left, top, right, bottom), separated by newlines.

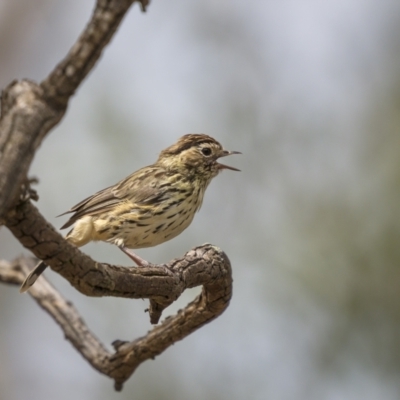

4,200,232,324
0,240,232,390
0,0,234,390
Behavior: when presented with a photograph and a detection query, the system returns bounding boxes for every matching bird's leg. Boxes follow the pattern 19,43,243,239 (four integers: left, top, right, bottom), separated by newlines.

118,246,149,267
118,246,173,276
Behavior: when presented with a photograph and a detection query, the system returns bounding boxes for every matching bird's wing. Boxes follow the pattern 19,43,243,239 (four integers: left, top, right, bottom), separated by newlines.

59,166,177,229
113,166,174,205
59,184,119,229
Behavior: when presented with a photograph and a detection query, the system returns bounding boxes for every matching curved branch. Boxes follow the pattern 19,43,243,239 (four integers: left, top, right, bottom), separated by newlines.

4,200,232,324
1,219,232,390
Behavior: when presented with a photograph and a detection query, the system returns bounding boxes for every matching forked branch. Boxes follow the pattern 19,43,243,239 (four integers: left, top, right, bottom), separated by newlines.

0,249,232,390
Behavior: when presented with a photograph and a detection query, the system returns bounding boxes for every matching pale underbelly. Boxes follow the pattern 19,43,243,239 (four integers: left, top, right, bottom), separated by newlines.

93,202,198,249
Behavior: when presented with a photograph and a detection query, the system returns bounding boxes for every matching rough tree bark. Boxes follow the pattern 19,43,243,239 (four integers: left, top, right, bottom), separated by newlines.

0,0,233,391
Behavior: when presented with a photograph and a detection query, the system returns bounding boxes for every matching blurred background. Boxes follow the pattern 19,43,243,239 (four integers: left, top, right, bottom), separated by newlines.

1,0,400,399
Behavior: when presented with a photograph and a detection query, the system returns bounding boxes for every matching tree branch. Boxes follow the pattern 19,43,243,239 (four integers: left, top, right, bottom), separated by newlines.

0,0,147,219
0,0,234,390
4,199,232,323
41,0,149,107
0,257,112,373
0,239,232,390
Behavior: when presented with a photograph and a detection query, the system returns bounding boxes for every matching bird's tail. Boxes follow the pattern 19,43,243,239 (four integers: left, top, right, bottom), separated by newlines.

19,261,48,293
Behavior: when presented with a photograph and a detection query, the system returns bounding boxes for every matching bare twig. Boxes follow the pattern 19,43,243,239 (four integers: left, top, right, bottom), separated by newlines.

41,0,149,107
0,257,111,373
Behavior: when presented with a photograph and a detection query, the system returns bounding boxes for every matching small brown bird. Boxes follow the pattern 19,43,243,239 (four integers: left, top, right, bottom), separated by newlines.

20,134,240,292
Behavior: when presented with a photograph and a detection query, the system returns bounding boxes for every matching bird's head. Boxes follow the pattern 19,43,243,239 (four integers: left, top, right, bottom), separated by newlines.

158,134,241,181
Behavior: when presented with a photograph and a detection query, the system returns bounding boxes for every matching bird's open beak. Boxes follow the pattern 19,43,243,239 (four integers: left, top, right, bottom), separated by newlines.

217,150,241,171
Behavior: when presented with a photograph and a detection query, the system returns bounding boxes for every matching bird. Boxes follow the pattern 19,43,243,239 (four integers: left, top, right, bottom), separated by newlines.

20,134,240,292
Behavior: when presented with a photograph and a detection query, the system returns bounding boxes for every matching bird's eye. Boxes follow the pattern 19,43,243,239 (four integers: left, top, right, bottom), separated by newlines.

201,147,212,156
